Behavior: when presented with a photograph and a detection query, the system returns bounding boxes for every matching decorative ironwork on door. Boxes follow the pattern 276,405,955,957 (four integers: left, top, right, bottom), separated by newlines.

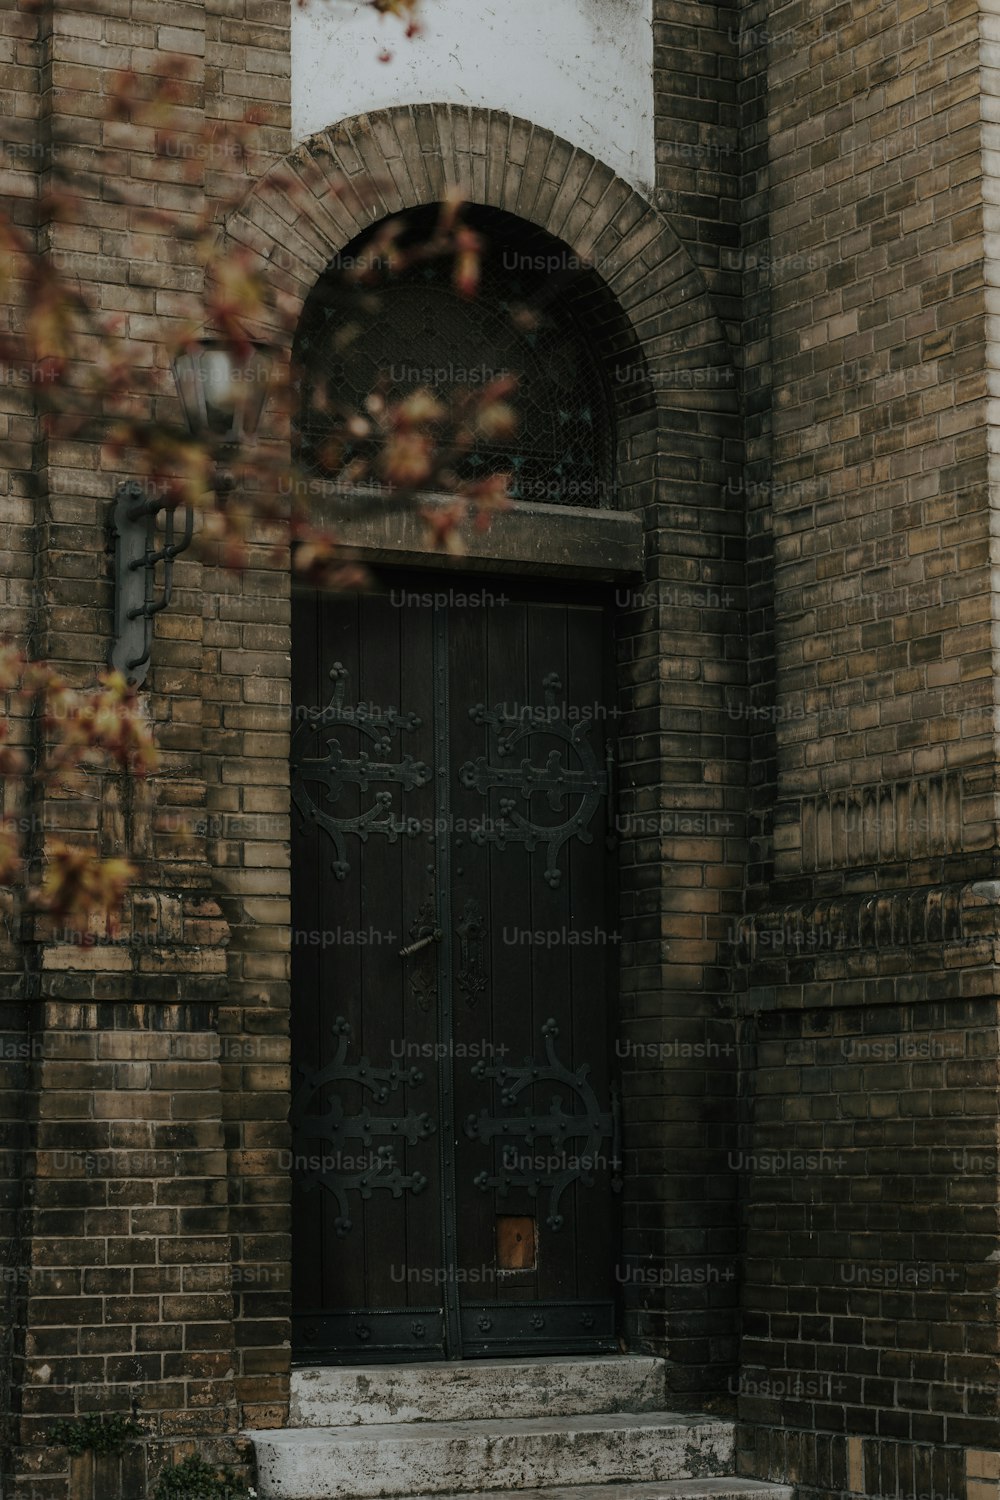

459,673,609,887
290,662,430,879
456,898,488,1004
290,1017,435,1235
291,582,620,1363
466,1018,622,1231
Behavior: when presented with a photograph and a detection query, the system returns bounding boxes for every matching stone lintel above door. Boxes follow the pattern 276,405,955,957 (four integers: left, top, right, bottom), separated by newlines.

304,488,645,582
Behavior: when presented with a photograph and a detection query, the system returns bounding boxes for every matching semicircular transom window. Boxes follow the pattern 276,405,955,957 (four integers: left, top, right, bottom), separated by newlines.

295,213,616,509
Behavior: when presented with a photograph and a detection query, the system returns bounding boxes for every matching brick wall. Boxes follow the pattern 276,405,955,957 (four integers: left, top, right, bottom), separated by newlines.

0,1,41,1481
9,0,1000,1495
653,0,742,324
736,0,1000,1494
0,0,292,1492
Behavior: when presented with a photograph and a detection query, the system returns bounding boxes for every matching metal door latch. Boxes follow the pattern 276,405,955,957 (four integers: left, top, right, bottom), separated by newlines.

399,929,443,958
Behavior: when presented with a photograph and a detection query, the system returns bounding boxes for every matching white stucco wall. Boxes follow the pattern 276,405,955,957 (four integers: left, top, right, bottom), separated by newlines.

290,0,654,198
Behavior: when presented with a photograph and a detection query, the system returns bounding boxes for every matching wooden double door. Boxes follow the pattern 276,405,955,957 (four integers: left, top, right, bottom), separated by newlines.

290,575,620,1362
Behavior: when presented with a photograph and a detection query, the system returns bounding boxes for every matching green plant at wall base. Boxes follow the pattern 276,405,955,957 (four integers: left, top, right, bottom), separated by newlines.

47,1413,140,1456
153,1453,256,1500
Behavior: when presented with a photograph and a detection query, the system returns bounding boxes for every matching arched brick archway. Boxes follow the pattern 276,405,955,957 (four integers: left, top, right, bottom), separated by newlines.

217,106,746,1407
225,105,737,491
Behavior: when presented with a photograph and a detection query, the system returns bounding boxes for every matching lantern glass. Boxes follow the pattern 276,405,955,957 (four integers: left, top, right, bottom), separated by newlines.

172,341,272,444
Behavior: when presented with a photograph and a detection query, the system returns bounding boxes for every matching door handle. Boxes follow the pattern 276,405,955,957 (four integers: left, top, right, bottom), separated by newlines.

399,929,443,958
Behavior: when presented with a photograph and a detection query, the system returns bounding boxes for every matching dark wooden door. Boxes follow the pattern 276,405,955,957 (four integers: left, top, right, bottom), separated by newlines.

290,575,620,1363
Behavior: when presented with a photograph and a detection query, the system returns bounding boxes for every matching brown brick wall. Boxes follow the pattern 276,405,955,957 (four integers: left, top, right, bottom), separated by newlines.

653,0,742,324
0,0,291,1491
0,5,41,1481
6,0,1000,1495
736,0,1000,1492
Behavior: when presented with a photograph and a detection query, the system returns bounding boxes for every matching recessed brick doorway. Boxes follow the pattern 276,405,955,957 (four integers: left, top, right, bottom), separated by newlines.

289,571,622,1362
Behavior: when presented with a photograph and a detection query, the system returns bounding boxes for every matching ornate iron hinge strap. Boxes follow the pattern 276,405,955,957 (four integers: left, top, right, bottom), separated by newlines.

290,1016,436,1235
290,662,430,879
458,672,608,888
465,1018,621,1231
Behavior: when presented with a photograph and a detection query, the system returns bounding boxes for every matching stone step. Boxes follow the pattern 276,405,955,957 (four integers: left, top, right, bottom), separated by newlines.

289,1356,667,1426
390,1482,794,1500
249,1410,735,1500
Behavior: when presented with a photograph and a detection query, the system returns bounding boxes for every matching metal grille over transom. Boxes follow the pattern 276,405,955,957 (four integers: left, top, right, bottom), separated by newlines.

295,209,615,508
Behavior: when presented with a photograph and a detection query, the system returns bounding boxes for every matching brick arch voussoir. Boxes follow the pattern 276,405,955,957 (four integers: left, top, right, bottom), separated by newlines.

226,105,735,396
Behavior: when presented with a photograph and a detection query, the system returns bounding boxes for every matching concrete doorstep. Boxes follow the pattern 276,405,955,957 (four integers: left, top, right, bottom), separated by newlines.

245,1358,795,1500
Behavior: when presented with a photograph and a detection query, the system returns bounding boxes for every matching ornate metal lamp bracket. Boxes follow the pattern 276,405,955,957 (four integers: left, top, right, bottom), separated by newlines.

108,481,195,688
458,672,608,887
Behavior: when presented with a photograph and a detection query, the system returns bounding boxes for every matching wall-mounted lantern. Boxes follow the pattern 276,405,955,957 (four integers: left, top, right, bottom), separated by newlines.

109,340,272,686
